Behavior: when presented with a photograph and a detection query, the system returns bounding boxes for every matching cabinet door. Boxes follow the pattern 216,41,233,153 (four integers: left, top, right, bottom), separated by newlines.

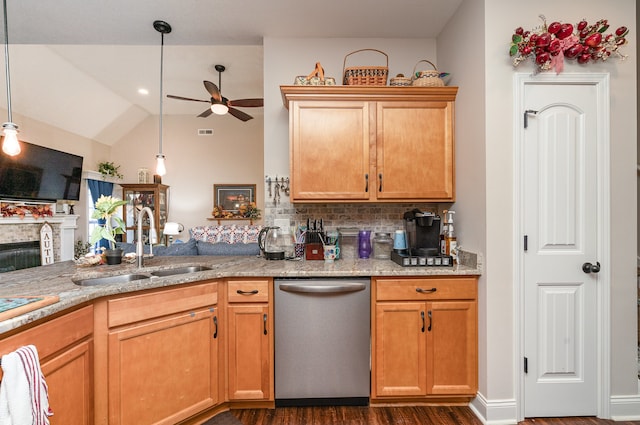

376,101,455,201
41,340,93,425
426,301,477,395
0,306,93,425
289,101,372,201
108,307,218,425
228,304,271,400
374,302,427,397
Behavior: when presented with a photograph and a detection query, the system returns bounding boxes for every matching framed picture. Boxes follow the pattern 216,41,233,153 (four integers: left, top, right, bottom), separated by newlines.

213,184,256,215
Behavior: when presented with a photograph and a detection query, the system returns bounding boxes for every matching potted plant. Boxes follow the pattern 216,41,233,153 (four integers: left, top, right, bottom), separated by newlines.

97,161,123,180
89,195,128,264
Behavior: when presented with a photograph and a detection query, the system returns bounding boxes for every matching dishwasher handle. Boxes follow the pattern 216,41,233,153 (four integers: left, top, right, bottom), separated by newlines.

278,282,367,294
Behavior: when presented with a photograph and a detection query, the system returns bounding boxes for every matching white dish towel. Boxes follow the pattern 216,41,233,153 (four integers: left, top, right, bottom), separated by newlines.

0,345,53,425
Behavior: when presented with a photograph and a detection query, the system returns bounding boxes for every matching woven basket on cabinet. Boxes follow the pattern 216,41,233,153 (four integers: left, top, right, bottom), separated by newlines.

411,59,444,87
343,48,388,86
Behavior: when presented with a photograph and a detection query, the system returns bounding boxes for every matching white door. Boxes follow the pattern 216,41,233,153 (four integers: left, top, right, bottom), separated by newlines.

520,76,607,417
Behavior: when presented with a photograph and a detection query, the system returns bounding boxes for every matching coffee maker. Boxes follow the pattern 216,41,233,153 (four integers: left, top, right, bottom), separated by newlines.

391,209,452,267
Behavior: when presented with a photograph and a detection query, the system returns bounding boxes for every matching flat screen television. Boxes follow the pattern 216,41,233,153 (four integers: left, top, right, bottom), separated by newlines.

0,140,84,202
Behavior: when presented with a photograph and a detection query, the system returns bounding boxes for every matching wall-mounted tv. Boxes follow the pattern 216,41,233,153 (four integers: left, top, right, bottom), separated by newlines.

0,140,84,202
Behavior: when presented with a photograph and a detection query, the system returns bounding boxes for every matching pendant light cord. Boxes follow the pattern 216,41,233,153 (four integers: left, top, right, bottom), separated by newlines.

3,0,12,123
158,31,164,155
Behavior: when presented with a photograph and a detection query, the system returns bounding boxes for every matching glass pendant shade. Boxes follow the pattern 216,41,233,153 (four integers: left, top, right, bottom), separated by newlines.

1,122,20,156
155,154,166,176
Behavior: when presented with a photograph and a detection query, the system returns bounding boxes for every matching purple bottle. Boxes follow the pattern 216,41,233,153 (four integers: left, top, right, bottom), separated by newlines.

358,230,372,259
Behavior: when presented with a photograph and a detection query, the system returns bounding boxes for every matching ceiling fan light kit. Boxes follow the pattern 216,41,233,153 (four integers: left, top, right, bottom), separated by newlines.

154,19,171,176
210,101,228,115
1,0,20,157
167,63,263,122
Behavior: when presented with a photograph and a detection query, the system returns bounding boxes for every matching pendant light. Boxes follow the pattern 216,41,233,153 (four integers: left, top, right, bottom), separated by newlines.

1,0,19,156
154,20,171,176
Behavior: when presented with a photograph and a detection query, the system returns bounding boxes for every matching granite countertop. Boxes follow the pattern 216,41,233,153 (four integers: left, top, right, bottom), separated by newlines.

0,252,482,335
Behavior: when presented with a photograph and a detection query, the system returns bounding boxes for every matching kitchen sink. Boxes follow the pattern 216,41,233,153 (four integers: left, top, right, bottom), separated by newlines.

150,266,212,277
72,273,151,286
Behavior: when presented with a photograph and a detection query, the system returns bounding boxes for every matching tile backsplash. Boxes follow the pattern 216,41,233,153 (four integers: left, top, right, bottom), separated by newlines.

264,200,440,233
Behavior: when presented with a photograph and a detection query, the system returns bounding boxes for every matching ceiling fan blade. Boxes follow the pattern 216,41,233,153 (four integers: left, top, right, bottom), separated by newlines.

228,107,253,122
229,98,264,108
203,81,222,102
167,94,210,103
197,108,213,118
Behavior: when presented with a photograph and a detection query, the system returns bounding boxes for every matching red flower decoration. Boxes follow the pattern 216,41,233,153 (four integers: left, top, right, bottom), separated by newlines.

510,15,629,73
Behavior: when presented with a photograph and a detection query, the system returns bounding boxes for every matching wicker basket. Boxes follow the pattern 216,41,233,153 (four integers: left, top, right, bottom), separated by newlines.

390,75,412,86
343,48,388,86
411,60,444,87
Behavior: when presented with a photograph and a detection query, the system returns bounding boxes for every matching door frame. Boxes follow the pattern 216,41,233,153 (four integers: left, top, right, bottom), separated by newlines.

513,72,611,421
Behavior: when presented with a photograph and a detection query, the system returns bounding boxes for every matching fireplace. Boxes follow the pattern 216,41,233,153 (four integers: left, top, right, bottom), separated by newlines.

0,214,79,269
0,241,41,272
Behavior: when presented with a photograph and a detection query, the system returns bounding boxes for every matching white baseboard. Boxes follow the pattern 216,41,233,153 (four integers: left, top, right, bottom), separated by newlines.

469,392,518,425
470,391,640,422
610,393,640,421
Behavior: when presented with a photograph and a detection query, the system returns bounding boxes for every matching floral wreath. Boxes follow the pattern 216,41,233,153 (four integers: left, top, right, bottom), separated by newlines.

509,15,629,73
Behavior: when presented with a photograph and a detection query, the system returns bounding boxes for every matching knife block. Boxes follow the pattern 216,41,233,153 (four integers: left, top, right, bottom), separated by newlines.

305,243,324,260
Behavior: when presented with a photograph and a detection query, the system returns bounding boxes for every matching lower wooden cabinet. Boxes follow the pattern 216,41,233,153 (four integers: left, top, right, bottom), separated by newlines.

226,278,273,401
103,281,219,425
0,306,94,425
372,277,478,401
426,300,477,395
0,273,478,424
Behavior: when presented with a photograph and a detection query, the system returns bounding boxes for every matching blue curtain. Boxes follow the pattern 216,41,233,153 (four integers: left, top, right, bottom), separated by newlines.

87,179,114,250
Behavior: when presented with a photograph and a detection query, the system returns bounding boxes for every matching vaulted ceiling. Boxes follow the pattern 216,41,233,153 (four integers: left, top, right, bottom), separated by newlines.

1,0,463,145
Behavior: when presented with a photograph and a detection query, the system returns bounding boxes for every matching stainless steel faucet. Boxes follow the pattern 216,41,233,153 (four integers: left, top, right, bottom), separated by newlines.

136,206,157,268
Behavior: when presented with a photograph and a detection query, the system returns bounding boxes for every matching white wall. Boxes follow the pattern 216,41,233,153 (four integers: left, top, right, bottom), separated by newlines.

436,0,491,404
111,113,265,236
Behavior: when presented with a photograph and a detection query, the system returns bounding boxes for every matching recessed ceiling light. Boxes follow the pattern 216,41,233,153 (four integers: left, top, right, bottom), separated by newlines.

138,88,149,95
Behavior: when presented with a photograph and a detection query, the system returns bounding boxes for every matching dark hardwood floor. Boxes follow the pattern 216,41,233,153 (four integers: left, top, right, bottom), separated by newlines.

229,406,640,425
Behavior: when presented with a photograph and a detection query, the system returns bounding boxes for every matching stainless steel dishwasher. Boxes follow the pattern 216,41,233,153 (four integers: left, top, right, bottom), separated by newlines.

274,277,370,407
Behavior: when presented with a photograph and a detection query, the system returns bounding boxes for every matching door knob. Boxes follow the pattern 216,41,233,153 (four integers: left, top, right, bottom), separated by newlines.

582,262,601,274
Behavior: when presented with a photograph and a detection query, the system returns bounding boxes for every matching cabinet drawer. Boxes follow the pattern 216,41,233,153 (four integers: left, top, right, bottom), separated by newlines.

375,277,477,301
108,281,218,327
0,305,93,361
227,279,270,303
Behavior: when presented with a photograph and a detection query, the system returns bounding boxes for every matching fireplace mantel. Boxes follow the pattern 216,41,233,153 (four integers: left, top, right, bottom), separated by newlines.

0,214,79,261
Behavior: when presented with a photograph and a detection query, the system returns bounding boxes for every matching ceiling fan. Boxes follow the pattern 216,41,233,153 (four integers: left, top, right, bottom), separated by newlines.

167,64,263,122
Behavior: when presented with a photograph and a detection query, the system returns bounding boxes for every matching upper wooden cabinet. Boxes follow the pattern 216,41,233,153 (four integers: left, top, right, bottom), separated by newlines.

281,86,458,202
